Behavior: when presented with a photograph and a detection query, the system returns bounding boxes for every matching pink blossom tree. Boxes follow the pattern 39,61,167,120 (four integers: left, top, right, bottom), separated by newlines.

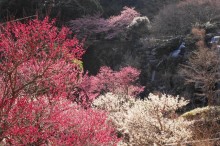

69,7,140,39
79,66,144,100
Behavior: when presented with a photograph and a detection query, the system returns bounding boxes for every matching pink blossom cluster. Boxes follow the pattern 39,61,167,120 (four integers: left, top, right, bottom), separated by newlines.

69,7,140,39
79,66,144,101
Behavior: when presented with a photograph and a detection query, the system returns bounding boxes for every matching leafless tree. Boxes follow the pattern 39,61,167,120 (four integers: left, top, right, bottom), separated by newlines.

151,0,220,36
179,28,220,106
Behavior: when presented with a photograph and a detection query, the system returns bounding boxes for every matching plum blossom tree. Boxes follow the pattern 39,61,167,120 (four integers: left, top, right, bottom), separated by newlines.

1,96,119,145
79,66,144,101
69,7,140,39
0,18,119,145
93,93,192,146
0,17,85,100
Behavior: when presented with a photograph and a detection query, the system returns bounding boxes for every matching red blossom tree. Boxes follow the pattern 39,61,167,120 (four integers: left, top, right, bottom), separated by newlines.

1,96,119,145
0,18,119,145
0,17,85,100
79,66,144,100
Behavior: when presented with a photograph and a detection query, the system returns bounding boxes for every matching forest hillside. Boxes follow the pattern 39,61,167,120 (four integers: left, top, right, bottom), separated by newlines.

0,0,220,145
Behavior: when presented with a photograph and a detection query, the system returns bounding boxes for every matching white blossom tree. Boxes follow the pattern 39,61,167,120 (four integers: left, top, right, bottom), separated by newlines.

93,93,192,146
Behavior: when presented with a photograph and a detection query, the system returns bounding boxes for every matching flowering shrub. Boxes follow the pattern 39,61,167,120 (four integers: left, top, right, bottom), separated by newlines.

93,93,192,146
0,18,119,145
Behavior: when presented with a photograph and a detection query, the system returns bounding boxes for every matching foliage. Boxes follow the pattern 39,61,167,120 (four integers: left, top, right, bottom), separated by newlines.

0,18,119,145
182,106,220,120
43,0,103,22
93,92,192,146
0,0,38,21
69,7,140,40
0,0,102,22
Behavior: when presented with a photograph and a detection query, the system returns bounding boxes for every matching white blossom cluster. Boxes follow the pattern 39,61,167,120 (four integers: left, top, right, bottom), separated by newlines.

93,93,192,146
92,93,135,131
127,16,150,28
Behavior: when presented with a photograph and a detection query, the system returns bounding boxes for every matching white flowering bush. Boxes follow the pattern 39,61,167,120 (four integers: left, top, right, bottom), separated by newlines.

92,93,135,132
123,94,192,146
93,93,193,146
